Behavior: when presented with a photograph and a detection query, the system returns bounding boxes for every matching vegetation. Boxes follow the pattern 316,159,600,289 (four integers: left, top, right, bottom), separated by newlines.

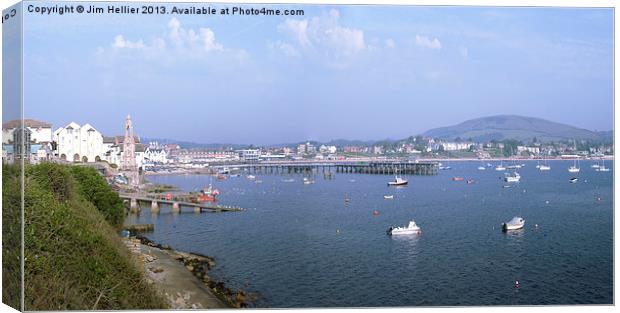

2,164,22,310
4,162,168,310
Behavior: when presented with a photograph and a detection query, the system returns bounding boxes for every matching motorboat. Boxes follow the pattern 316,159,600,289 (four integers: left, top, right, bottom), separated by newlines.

495,162,506,171
246,175,256,180
452,176,464,181
477,166,486,170
467,179,476,184
504,172,521,183
388,175,408,186
569,177,578,183
538,164,551,171
387,220,421,235
282,178,295,183
384,195,394,199
502,217,525,232
303,177,315,184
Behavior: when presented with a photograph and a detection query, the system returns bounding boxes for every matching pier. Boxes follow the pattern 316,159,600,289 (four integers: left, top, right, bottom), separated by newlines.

118,193,244,214
215,161,438,176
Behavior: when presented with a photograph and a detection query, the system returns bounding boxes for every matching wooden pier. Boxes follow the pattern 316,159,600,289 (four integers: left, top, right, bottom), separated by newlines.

221,161,438,176
118,193,244,214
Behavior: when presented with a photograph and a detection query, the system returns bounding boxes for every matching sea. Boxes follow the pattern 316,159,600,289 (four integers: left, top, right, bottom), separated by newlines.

125,160,613,307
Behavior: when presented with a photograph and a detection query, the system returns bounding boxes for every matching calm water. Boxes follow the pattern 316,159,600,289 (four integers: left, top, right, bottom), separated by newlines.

126,160,613,307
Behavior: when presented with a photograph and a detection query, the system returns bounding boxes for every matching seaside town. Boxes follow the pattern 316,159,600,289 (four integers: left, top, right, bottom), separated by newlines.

2,117,613,181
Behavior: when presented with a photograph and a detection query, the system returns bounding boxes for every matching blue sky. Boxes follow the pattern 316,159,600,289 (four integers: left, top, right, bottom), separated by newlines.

21,2,613,144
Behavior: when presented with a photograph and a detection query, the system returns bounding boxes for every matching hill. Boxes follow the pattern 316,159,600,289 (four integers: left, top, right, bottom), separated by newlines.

2,163,168,310
422,115,605,142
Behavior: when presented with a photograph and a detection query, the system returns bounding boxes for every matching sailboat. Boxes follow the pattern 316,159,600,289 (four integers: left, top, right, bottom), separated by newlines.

596,159,610,172
495,161,506,171
539,157,551,171
568,159,580,173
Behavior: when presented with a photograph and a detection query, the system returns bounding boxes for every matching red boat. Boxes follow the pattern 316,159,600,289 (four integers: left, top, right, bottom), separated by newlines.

195,184,220,202
452,177,464,181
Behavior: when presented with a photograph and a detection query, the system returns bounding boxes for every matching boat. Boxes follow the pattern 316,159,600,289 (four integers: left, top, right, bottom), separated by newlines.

195,184,220,202
539,157,551,171
596,160,610,172
255,180,263,184
282,178,295,183
439,165,452,170
568,159,580,173
387,220,421,235
569,177,578,183
495,162,506,171
477,165,486,170
467,179,475,184
384,195,394,199
502,185,512,188
503,172,521,183
246,175,256,180
502,217,525,232
303,177,315,185
388,175,408,186
452,176,464,181
591,162,601,169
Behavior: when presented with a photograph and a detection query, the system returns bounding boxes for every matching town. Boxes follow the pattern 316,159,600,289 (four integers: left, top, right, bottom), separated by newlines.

2,116,613,185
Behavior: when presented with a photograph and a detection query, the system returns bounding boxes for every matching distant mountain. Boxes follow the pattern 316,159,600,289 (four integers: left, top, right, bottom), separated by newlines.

422,115,607,142
140,137,248,150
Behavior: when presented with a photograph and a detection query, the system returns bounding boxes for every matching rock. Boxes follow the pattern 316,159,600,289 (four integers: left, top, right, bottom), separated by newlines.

186,265,194,272
150,267,164,273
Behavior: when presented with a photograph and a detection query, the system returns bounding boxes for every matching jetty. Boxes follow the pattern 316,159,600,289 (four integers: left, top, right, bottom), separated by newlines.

213,161,438,176
118,193,244,214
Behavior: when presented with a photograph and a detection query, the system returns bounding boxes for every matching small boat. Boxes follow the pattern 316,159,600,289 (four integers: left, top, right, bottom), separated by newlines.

246,175,256,180
387,220,421,235
495,162,506,171
467,179,475,184
348,179,356,183
569,177,578,183
591,162,600,169
502,185,512,188
196,184,220,202
372,210,380,216
255,180,263,184
303,177,315,185
595,160,610,172
452,177,464,181
388,175,408,186
502,217,525,232
504,172,521,183
568,159,580,173
384,195,394,199
477,166,486,170
538,164,551,171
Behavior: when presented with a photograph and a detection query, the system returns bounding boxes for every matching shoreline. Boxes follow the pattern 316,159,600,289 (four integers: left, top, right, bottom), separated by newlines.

124,235,256,308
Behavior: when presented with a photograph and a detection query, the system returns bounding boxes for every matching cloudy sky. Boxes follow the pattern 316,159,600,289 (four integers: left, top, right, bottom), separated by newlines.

20,2,613,144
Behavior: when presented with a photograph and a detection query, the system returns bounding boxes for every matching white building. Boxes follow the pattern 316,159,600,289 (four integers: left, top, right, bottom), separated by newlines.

54,122,105,162
2,119,53,145
102,136,145,169
143,147,169,164
238,149,260,162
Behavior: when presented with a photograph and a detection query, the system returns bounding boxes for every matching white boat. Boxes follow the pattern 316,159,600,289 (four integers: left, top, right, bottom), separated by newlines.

302,177,315,184
538,164,551,171
504,172,521,183
388,175,408,186
596,160,610,172
282,178,295,183
591,162,600,169
384,195,394,199
387,220,421,235
495,162,506,171
569,177,578,183
568,159,580,173
246,175,256,180
477,166,486,170
502,217,525,232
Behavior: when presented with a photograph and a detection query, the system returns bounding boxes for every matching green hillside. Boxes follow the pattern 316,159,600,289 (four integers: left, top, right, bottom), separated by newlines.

422,115,604,142
2,163,168,310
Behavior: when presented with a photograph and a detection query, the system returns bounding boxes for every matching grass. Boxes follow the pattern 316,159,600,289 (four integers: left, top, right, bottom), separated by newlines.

3,162,169,310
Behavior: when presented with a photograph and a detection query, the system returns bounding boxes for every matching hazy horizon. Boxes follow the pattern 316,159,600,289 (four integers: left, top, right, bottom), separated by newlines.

17,3,613,145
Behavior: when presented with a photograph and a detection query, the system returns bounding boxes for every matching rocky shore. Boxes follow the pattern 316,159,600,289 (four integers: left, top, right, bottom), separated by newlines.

131,235,257,308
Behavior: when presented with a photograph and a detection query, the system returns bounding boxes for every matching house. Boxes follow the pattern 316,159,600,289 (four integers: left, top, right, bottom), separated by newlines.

54,122,105,162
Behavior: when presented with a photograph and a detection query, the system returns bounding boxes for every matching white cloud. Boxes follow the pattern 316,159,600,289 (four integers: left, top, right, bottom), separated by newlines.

112,35,145,49
385,38,396,49
415,34,442,50
277,9,366,62
273,41,300,57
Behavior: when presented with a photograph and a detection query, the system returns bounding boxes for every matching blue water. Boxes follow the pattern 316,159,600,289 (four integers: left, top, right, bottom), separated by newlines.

126,160,613,307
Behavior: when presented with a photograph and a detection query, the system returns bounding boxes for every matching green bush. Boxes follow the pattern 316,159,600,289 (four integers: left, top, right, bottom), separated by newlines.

18,162,168,310
2,164,22,310
69,166,125,228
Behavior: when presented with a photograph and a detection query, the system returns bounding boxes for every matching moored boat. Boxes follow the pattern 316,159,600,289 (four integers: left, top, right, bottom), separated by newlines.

504,172,521,183
388,175,408,186
384,195,394,199
502,217,525,232
387,220,421,235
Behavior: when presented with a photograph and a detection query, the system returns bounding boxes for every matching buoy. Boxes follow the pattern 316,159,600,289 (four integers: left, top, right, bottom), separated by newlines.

372,210,380,216
545,200,550,204
535,224,538,228
597,197,602,202
336,229,340,234
515,280,520,288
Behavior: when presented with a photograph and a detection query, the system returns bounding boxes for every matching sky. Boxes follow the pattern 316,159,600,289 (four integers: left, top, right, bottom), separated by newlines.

18,1,614,145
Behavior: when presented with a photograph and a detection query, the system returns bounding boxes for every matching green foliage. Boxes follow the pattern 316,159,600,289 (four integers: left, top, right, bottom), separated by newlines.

2,164,22,310
19,163,167,310
69,166,125,228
